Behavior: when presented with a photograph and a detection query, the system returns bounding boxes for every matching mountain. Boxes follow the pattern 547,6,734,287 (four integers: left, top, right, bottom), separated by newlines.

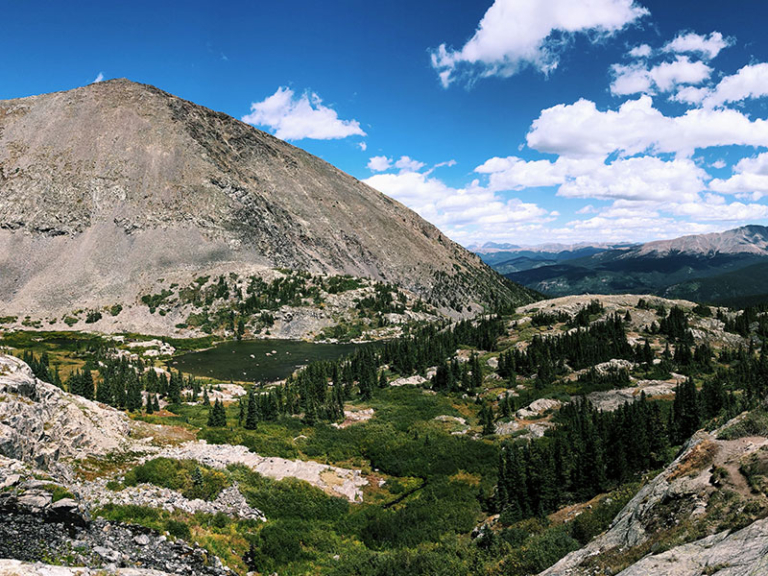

473,242,632,267
664,259,768,306
504,225,768,304
491,255,558,275
0,79,536,333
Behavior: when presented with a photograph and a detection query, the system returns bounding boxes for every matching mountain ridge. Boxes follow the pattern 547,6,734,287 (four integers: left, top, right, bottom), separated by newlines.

500,225,768,304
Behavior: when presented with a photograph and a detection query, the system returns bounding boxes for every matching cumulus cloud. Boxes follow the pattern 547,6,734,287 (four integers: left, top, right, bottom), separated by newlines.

710,152,768,199
357,142,367,151
671,85,711,105
430,0,648,87
701,63,768,108
526,95,768,158
557,157,707,201
394,156,426,173
367,155,392,172
610,56,712,95
242,87,366,140
363,171,553,240
628,44,652,58
476,155,706,202
92,72,104,83
475,155,596,190
662,31,731,60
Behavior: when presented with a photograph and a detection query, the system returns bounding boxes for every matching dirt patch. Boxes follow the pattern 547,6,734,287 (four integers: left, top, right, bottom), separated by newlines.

669,439,719,481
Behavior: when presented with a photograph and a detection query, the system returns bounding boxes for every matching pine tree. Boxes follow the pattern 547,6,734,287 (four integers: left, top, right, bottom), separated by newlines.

245,389,259,430
81,369,95,400
238,396,246,426
470,354,483,392
208,399,227,427
167,371,182,405
481,403,495,436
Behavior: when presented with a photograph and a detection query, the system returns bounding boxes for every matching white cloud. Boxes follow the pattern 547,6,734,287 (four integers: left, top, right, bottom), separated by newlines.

357,142,367,151
363,171,553,239
475,155,597,190
394,156,426,173
242,87,366,140
434,160,457,169
576,204,599,214
430,0,648,87
92,72,104,83
610,56,712,96
558,157,707,201
367,155,392,172
702,63,768,108
527,95,768,158
671,85,710,105
477,154,706,202
711,159,726,170
662,31,731,60
610,63,653,95
672,197,768,221
649,57,712,92
710,152,768,199
628,44,652,58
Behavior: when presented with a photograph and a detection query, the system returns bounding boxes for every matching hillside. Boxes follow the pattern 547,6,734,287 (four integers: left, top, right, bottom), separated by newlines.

2,294,768,574
0,79,535,337
503,226,768,305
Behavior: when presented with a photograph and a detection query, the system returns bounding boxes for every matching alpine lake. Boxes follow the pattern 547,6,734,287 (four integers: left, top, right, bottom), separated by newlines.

172,339,368,382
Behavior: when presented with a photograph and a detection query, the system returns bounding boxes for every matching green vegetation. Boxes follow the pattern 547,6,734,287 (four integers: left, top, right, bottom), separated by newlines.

9,295,768,575
123,458,228,501
719,410,768,440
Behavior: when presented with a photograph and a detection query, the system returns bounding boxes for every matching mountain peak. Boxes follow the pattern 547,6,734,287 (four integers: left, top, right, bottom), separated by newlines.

0,82,536,326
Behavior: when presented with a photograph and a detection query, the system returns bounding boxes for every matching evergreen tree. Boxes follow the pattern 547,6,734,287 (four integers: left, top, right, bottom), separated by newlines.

245,389,259,430
208,399,227,427
81,369,95,400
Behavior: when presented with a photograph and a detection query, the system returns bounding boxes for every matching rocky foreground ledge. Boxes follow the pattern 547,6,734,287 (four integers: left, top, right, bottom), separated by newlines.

0,463,231,576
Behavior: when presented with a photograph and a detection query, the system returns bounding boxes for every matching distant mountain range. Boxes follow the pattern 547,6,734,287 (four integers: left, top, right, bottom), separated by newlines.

471,226,768,307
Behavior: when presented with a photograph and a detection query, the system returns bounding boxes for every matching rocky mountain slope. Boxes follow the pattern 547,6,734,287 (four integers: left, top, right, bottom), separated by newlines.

505,225,768,303
0,79,534,332
541,420,768,575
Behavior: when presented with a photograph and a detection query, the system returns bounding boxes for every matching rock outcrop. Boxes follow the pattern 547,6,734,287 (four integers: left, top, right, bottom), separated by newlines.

616,517,768,575
150,440,368,502
73,479,265,522
539,418,768,575
0,355,132,474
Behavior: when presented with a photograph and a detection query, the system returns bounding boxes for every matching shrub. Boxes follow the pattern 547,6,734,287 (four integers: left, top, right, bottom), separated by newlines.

123,458,228,501
85,310,102,323
719,410,768,440
166,519,191,539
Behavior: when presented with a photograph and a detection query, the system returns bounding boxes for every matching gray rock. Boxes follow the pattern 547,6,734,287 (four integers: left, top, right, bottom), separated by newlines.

133,534,151,546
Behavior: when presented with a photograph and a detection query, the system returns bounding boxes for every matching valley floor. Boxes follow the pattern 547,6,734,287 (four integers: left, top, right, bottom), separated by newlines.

2,293,768,575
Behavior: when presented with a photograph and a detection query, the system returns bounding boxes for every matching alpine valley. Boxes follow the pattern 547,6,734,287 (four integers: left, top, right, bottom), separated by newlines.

3,80,768,576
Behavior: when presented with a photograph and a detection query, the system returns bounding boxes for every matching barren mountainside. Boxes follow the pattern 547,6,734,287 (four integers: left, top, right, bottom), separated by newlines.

0,79,532,322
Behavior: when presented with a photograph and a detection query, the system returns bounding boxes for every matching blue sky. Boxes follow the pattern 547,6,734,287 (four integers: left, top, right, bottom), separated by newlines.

3,0,768,246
